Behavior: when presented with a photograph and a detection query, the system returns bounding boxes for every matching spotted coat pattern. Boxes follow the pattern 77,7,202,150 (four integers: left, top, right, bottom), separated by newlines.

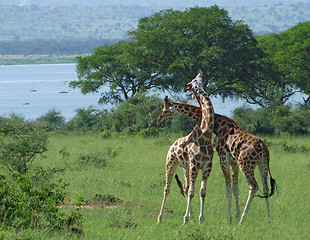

157,99,275,223
157,74,214,224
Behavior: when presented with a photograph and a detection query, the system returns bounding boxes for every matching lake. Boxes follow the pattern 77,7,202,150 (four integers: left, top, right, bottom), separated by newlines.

0,64,244,121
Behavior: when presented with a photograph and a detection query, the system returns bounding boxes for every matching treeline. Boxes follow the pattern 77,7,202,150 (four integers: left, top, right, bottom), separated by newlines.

2,93,310,136
0,39,120,55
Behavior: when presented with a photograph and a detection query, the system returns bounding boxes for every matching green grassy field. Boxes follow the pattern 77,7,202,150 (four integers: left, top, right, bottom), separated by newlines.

27,132,310,239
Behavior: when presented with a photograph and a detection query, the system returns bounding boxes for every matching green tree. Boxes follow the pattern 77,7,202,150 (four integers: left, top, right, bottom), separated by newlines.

0,120,48,174
110,94,162,133
71,41,166,103
129,6,267,99
38,109,65,131
257,22,310,106
66,107,101,131
71,6,269,105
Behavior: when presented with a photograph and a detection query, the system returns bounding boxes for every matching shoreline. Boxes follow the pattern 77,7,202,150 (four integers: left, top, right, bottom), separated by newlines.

0,54,77,65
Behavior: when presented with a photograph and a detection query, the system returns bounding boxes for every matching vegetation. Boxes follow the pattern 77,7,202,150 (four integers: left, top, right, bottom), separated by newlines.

73,6,268,103
0,2,310,238
0,118,83,238
72,6,310,115
1,130,309,239
0,1,309,65
0,119,48,174
257,22,310,107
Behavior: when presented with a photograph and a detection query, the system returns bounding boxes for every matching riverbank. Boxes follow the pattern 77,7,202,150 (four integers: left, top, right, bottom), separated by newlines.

0,54,77,65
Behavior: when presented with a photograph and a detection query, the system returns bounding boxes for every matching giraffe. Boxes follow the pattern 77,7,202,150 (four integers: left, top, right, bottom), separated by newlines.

157,97,277,223
157,73,214,224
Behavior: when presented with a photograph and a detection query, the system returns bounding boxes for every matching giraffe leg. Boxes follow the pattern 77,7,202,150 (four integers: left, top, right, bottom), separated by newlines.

220,156,232,223
258,161,271,219
239,167,258,224
184,168,198,224
231,162,240,219
182,169,192,218
199,159,212,224
158,157,178,224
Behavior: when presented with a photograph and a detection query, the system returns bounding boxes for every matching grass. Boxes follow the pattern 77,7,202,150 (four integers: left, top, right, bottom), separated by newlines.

14,132,310,239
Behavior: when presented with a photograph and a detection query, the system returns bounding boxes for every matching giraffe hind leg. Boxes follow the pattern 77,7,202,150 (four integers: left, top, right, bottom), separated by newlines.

258,162,271,219
231,162,240,220
239,167,258,224
220,159,232,223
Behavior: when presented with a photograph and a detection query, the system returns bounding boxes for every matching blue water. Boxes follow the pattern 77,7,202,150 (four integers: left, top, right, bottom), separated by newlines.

0,64,245,121
0,64,103,121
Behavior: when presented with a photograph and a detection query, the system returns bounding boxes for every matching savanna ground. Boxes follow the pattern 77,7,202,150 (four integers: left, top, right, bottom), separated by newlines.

19,132,310,239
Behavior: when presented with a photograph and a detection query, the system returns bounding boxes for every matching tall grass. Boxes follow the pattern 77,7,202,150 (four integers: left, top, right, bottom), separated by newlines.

26,132,310,239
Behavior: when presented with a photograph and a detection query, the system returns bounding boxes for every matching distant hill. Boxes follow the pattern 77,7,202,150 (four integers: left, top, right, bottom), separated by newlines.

0,0,309,56
0,0,308,8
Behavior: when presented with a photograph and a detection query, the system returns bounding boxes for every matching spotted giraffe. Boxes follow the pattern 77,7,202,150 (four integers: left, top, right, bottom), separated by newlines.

157,98,277,223
158,74,214,224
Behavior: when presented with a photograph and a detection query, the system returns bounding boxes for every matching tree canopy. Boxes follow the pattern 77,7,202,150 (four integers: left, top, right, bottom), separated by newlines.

73,6,269,103
72,6,310,111
129,6,266,97
257,21,310,107
70,41,168,103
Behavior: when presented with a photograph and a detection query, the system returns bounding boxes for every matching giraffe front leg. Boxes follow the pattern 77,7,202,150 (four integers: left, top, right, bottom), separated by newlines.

199,160,212,224
182,169,192,218
184,170,197,224
158,157,177,224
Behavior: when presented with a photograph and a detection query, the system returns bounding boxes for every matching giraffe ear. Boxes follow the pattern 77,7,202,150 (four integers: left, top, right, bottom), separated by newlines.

164,96,169,102
192,93,196,100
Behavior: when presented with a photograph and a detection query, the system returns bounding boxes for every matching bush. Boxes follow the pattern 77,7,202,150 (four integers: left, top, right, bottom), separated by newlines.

99,130,112,138
0,169,82,231
138,127,159,137
37,109,65,131
273,105,310,135
0,120,49,174
232,104,310,136
76,152,107,167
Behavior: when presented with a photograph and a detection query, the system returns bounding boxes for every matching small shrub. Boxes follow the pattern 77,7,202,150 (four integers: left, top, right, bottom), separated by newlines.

77,152,107,167
37,109,65,131
138,127,159,137
89,193,122,207
99,130,112,138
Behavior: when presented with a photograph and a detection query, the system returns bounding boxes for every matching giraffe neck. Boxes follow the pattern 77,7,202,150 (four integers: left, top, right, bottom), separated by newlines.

171,101,237,139
195,89,214,133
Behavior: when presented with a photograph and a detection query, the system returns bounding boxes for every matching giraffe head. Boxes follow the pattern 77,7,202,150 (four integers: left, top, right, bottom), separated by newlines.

185,73,203,93
157,96,176,125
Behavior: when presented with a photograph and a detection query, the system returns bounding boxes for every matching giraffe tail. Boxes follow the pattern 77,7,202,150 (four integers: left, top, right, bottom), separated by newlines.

257,169,278,198
174,174,185,198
